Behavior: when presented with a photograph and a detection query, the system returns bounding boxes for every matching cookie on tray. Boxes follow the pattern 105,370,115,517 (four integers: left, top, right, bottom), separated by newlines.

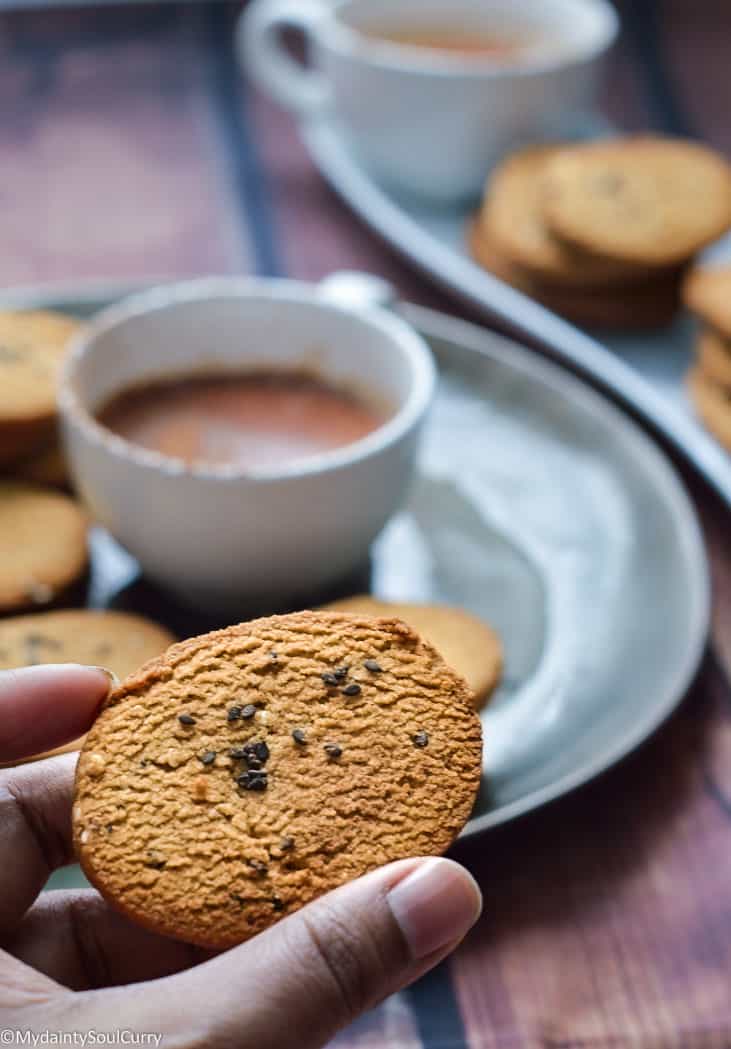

0,482,88,614
696,328,731,389
684,264,731,338
688,367,731,452
73,611,483,949
542,137,731,267
0,610,177,763
477,145,650,288
0,310,81,466
323,595,502,710
469,223,682,330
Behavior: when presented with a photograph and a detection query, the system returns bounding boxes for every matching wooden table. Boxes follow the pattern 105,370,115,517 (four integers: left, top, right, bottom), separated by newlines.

2,3,731,1046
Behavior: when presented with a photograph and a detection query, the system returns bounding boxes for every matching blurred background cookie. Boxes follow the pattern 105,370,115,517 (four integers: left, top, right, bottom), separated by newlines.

687,368,731,452
0,482,88,614
0,609,176,764
468,135,731,329
695,329,731,390
541,137,731,267
0,310,80,466
323,595,502,709
684,264,731,338
476,145,651,288
469,222,683,330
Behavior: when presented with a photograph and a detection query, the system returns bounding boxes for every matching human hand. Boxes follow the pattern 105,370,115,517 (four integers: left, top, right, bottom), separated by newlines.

0,665,481,1048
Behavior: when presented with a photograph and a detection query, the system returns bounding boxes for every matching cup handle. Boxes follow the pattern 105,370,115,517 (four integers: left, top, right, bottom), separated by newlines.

238,0,332,118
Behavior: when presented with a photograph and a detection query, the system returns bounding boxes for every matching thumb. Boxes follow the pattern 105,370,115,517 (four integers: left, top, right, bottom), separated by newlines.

79,857,481,1049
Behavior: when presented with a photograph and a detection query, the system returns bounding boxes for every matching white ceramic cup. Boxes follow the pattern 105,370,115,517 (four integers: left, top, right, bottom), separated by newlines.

59,277,435,613
240,0,619,203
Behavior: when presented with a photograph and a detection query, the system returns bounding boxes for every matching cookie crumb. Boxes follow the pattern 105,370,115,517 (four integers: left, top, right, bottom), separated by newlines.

86,753,106,778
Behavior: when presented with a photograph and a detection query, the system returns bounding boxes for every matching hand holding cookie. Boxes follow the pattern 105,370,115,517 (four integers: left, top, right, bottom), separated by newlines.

0,645,481,1048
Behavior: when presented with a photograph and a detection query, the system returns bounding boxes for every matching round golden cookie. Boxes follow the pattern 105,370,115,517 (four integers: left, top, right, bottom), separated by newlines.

73,611,482,950
683,265,731,339
688,367,731,451
478,146,651,288
0,610,177,764
469,223,682,330
323,596,502,709
542,137,731,266
696,328,731,389
0,482,88,614
0,311,81,465
10,440,69,489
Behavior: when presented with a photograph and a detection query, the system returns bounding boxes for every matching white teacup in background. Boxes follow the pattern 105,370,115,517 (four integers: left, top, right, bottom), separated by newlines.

59,278,435,613
240,0,619,204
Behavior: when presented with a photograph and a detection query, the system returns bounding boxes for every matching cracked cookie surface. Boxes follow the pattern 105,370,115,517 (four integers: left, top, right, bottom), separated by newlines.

323,596,502,710
73,611,483,949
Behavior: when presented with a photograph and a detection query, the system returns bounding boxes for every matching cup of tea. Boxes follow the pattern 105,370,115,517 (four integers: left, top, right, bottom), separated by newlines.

240,0,618,204
59,278,436,613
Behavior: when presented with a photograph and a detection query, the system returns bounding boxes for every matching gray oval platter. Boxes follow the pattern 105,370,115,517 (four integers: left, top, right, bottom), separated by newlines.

1,281,709,838
302,118,731,512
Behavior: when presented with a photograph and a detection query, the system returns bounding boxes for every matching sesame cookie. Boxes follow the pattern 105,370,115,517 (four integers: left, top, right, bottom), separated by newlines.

477,146,649,287
0,482,88,613
0,311,81,465
542,137,731,267
323,596,502,710
0,610,176,763
73,611,482,949
469,224,682,330
696,328,731,389
683,265,731,338
688,367,731,451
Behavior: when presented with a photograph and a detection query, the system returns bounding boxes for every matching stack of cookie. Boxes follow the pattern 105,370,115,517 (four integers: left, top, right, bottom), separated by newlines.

0,309,81,488
0,310,90,615
470,137,731,330
684,265,731,450
0,310,177,764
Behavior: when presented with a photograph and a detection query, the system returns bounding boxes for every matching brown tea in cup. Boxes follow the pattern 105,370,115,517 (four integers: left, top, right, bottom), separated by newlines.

96,370,385,470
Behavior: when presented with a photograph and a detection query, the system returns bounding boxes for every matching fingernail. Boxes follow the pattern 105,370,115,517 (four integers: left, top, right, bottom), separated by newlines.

82,666,120,692
387,858,482,959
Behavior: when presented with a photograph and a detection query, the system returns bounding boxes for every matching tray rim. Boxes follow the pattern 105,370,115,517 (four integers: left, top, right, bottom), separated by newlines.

0,277,711,834
300,118,731,515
